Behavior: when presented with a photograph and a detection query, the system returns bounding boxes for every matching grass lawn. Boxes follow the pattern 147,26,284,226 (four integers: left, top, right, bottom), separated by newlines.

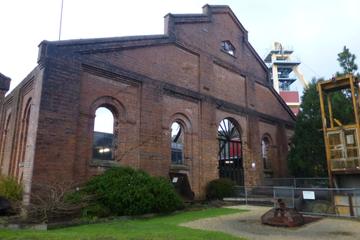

0,207,247,240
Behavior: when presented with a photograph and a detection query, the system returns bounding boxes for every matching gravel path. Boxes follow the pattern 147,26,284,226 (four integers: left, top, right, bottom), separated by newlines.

181,205,360,240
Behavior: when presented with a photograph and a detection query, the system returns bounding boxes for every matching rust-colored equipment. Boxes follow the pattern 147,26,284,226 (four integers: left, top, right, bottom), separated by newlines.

317,74,360,188
261,199,305,227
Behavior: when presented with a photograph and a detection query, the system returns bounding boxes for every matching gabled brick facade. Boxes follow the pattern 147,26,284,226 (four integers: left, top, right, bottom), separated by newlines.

0,5,295,202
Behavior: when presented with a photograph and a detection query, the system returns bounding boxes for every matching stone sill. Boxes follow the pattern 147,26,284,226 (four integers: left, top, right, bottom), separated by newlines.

89,159,120,168
170,164,190,171
263,168,273,173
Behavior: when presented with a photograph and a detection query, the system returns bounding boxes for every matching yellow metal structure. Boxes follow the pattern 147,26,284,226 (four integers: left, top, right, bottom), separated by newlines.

317,74,360,187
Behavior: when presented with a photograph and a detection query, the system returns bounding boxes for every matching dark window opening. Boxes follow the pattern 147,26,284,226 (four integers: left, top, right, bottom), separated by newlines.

280,81,291,91
92,107,115,161
262,137,271,169
171,122,184,165
221,41,236,56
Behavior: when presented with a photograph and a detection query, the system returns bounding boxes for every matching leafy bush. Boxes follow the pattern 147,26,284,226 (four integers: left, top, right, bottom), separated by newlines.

0,175,22,202
206,178,235,200
80,167,184,216
81,202,110,218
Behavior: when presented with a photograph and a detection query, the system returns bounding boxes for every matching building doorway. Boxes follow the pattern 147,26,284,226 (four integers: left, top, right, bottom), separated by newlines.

218,118,244,185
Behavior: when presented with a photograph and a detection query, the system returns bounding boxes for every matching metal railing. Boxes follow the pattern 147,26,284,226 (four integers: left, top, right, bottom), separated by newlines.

229,186,274,206
227,185,360,218
273,186,360,217
263,177,329,188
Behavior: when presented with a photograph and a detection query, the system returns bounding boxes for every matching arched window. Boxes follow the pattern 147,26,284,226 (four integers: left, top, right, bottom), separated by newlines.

262,136,271,170
0,114,11,171
92,107,115,160
217,118,244,185
218,118,242,163
15,100,32,180
171,122,184,165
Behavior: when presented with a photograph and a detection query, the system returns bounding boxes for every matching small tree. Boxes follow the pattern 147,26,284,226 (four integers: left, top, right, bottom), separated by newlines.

337,46,358,76
288,80,327,177
0,175,22,202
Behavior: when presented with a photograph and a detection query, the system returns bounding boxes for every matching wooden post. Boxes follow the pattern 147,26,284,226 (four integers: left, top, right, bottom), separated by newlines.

318,82,334,187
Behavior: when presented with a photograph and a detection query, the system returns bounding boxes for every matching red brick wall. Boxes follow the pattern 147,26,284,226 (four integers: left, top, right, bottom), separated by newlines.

255,84,294,121
213,64,246,106
0,76,35,179
174,11,268,85
94,45,200,92
161,95,201,194
258,121,289,179
0,5,295,201
75,71,141,181
31,59,81,187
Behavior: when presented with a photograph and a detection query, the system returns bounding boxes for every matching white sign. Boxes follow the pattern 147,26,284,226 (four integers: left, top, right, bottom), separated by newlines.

303,191,315,200
346,134,354,145
172,177,178,183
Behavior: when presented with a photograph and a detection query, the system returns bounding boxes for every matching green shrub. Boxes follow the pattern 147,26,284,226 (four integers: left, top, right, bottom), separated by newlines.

0,175,22,201
150,176,184,213
81,167,184,216
82,203,111,218
206,178,235,200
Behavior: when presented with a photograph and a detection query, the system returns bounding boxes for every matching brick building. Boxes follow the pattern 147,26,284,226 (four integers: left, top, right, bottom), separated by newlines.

0,5,295,202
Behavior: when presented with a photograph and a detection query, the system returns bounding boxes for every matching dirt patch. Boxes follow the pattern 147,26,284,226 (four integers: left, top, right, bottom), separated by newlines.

328,231,354,236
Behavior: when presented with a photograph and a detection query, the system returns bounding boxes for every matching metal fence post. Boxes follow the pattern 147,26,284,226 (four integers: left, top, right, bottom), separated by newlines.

245,186,248,205
292,187,295,209
273,187,276,208
349,192,354,217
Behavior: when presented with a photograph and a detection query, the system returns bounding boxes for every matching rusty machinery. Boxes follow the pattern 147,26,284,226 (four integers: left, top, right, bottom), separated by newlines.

317,74,360,188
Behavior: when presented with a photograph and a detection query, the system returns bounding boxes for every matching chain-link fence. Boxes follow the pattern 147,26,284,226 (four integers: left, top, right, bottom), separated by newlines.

263,177,329,188
230,186,274,206
274,186,360,217
227,185,360,218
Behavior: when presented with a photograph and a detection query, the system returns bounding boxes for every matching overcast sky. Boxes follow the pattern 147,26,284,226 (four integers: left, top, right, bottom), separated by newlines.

1,0,360,93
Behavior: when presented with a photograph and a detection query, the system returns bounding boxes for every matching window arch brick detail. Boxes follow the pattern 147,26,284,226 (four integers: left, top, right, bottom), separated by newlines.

168,112,192,134
90,96,126,123
0,112,12,174
12,98,32,181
